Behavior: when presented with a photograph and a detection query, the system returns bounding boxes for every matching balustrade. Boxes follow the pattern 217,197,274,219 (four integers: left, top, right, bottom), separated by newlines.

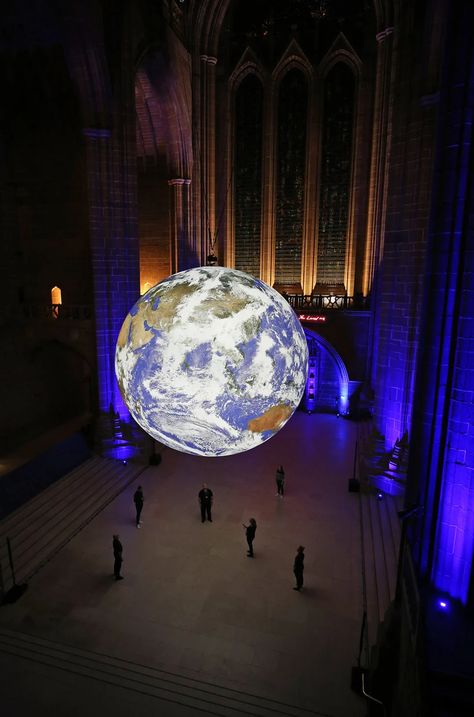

284,293,370,311
9,304,94,321
7,296,369,322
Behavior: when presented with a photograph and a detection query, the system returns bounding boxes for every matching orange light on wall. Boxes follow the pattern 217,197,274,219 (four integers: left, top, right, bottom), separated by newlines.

51,286,62,318
140,281,152,296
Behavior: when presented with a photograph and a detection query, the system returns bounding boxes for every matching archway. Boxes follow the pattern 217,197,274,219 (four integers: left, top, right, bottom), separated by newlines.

303,328,350,414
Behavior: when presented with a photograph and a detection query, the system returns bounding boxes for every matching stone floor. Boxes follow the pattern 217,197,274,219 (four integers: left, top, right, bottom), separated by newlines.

0,412,367,717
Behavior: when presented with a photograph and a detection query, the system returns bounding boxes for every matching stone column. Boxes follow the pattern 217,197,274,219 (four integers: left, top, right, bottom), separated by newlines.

200,54,217,263
83,127,139,420
260,77,276,286
406,1,474,604
168,178,192,273
362,26,395,296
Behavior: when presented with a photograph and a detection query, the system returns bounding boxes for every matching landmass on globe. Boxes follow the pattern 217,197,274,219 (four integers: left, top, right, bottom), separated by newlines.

115,267,309,457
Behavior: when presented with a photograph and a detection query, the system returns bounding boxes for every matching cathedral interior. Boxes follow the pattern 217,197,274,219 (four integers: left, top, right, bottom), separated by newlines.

1,1,474,715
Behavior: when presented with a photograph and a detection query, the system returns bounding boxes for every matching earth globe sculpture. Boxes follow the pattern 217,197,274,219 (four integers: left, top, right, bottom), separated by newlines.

115,266,309,456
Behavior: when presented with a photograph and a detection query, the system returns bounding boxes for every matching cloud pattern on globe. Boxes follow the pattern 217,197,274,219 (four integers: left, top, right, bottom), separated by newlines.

115,267,309,456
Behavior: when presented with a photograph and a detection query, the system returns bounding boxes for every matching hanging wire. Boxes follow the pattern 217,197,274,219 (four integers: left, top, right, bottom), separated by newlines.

198,123,234,265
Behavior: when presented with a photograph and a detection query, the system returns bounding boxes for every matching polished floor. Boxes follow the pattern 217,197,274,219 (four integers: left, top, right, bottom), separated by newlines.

0,412,366,717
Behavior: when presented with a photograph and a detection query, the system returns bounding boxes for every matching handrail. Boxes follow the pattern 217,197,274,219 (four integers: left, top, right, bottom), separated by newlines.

3,304,94,321
284,293,370,311
362,672,387,716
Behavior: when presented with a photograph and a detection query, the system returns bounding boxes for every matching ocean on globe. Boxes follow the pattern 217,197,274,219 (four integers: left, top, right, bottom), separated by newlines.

115,267,309,456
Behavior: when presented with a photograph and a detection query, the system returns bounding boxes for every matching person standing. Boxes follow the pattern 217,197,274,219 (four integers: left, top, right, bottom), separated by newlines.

276,465,285,497
198,483,213,522
293,545,305,591
134,485,144,528
243,518,257,557
113,534,124,580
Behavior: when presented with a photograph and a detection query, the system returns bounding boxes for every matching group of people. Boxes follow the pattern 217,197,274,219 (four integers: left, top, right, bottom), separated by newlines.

112,466,305,591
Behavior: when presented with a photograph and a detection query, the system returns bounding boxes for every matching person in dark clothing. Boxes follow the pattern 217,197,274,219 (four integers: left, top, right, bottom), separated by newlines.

198,483,213,522
134,485,144,527
276,465,285,496
113,534,124,580
243,518,257,557
293,545,305,590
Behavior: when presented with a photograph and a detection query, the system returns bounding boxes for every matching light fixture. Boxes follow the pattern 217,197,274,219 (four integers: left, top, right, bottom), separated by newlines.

206,253,218,266
309,0,329,19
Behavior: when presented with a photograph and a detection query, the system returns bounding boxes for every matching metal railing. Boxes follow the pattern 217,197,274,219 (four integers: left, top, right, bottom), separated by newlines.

7,304,94,321
284,293,370,311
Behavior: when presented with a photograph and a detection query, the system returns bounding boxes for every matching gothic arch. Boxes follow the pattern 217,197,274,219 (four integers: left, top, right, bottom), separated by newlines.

316,37,362,296
135,45,192,178
304,327,350,413
318,34,363,79
229,48,266,91
226,55,265,270
271,48,312,292
188,0,230,57
272,39,313,85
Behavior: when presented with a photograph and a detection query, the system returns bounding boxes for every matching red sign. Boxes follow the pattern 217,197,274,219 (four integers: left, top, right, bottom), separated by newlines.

299,314,326,323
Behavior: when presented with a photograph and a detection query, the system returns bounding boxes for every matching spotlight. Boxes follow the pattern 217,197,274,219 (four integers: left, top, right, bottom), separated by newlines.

438,599,448,610
122,460,127,465
377,492,383,501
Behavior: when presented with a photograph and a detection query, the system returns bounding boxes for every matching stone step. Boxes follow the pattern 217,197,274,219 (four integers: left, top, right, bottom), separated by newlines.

376,495,399,602
0,455,112,536
367,473,405,497
0,457,146,594
0,627,327,717
359,486,401,655
359,489,384,647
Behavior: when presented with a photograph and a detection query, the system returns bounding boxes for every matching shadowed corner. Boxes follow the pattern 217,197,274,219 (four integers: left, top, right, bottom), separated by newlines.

1,582,28,605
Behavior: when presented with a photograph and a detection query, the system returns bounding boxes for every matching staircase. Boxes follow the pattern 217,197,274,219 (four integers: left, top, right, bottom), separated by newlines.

359,485,402,648
0,456,146,597
359,429,409,497
356,420,403,657
0,627,331,717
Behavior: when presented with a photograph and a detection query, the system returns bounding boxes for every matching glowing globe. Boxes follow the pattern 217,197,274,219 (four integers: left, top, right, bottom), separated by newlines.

115,267,308,456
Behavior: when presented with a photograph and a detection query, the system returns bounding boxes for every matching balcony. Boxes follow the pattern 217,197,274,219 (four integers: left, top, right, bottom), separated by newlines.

15,304,93,321
283,293,370,312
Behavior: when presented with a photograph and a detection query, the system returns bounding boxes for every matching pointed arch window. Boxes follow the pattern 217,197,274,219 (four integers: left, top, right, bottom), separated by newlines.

317,62,355,287
274,68,308,291
234,74,263,277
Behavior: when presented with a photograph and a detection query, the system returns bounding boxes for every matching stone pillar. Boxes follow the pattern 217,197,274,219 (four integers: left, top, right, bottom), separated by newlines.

200,55,217,263
406,1,474,604
362,26,395,297
261,77,276,287
83,127,139,420
168,178,192,273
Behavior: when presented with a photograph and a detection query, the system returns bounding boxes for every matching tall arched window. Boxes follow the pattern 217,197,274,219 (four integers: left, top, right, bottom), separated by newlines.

234,74,263,276
275,68,308,291
317,63,355,287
